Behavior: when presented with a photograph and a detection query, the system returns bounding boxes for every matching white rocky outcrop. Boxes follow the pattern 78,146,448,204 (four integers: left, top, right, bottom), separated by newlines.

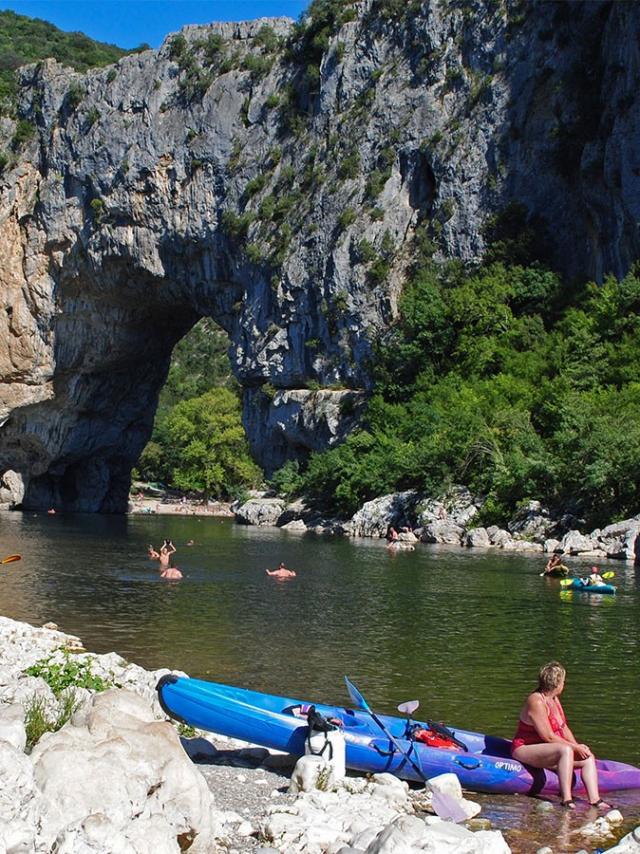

347,491,420,538
465,527,491,547
421,520,465,545
606,824,640,852
30,689,222,852
235,498,286,527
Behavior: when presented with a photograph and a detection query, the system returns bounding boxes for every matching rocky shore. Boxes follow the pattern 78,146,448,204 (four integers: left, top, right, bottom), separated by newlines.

1,616,639,853
234,487,640,565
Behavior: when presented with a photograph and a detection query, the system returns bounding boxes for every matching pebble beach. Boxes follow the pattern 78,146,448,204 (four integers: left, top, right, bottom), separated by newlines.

1,615,639,853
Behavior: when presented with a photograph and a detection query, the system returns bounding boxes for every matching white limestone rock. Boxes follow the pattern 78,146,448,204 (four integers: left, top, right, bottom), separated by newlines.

606,825,640,852
426,772,481,822
30,688,223,852
561,530,598,555
421,521,465,545
365,814,510,853
235,498,286,527
0,701,26,751
347,491,420,539
289,754,339,794
465,527,491,547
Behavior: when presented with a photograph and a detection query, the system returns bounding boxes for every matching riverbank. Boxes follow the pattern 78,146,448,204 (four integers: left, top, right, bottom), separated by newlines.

1,616,639,853
128,495,234,517
233,488,640,565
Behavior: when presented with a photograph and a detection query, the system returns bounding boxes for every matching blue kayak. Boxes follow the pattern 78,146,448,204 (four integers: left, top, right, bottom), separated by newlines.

156,675,640,794
565,579,616,595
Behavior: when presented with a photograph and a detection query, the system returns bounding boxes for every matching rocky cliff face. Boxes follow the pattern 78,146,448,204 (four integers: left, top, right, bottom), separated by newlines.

0,0,639,511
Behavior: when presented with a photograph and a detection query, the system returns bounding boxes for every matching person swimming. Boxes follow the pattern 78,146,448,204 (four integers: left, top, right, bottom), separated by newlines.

266,562,296,578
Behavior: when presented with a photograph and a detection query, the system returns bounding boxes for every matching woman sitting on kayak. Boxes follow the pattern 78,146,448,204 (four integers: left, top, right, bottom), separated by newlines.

511,661,611,809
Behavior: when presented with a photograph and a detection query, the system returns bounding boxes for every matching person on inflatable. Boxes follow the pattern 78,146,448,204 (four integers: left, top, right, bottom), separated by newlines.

543,553,569,576
587,566,605,586
511,661,611,810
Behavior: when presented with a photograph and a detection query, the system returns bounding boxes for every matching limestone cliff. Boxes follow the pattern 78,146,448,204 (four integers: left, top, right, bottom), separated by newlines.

0,0,638,511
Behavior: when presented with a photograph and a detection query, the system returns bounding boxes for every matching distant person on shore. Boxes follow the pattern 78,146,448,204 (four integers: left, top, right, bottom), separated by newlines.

386,526,399,543
266,562,296,578
511,661,611,810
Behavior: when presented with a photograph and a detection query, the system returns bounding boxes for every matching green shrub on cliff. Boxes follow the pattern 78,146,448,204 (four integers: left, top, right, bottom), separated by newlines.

296,256,640,527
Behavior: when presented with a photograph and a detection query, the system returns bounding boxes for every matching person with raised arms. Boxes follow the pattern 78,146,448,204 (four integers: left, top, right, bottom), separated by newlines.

266,562,296,578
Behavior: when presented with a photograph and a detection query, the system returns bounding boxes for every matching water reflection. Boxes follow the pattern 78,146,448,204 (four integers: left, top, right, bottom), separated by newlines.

1,510,639,845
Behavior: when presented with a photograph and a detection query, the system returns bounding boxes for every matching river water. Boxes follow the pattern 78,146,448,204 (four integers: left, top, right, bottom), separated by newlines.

1,510,639,851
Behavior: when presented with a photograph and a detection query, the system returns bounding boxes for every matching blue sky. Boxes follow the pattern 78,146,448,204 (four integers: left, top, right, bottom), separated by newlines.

0,1,310,49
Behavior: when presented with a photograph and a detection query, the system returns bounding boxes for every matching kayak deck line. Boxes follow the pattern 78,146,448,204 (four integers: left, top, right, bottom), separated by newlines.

156,676,640,795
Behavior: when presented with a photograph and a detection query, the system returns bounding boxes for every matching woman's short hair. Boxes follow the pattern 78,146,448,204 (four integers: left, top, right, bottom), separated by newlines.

537,661,566,693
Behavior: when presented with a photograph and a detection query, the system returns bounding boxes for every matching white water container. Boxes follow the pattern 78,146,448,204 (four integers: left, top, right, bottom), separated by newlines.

305,728,346,779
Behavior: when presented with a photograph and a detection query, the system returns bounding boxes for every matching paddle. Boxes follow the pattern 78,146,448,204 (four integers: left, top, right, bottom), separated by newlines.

345,676,428,782
1,554,21,565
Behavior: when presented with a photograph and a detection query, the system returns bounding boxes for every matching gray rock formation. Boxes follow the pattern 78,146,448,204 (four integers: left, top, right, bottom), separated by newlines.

346,490,420,538
1,1,639,510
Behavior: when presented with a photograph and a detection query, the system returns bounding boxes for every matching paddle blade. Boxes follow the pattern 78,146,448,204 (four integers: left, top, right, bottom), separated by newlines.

602,571,615,579
344,676,370,713
559,578,573,587
431,790,473,823
1,554,21,565
398,700,420,716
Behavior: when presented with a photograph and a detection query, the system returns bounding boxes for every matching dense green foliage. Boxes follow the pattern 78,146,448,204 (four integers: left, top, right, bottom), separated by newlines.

0,10,140,114
136,319,261,500
285,259,640,528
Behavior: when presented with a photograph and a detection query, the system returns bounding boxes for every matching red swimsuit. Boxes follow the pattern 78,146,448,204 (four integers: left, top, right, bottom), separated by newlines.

512,694,566,754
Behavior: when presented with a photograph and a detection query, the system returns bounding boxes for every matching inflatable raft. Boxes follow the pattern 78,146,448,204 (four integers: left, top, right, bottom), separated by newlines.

564,579,616,595
157,676,640,794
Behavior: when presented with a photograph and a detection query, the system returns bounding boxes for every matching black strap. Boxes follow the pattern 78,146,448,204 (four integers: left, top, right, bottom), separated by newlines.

306,730,334,760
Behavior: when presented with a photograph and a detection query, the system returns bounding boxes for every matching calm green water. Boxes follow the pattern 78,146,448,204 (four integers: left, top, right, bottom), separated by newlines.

1,510,639,850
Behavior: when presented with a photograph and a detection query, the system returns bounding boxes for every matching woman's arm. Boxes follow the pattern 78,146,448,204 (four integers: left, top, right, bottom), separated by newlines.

528,696,591,758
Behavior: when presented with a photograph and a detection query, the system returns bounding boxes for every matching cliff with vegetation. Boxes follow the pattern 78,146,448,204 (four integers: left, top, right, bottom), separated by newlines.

1,0,639,516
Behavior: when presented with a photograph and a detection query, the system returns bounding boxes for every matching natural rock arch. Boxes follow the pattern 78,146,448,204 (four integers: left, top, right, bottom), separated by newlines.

1,4,639,511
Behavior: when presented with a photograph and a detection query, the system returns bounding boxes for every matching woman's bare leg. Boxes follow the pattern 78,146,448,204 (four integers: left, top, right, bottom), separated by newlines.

513,743,575,803
574,757,610,807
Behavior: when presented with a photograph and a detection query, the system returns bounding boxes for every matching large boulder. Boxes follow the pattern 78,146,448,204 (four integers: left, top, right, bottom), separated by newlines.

0,469,25,508
507,501,559,543
421,521,465,545
347,491,420,538
560,530,601,555
606,825,640,852
465,527,491,548
30,688,222,852
235,498,286,527
416,486,482,529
